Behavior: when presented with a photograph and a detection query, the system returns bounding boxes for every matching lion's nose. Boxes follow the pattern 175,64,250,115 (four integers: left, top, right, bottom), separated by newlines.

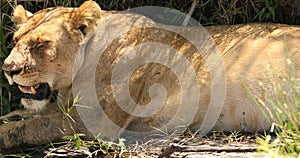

2,61,23,76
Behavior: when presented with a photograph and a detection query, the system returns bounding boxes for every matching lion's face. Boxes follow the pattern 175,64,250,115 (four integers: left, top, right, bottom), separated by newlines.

2,1,101,110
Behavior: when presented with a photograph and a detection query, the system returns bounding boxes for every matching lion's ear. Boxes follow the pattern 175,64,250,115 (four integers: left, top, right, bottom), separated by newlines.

13,5,33,28
73,1,101,35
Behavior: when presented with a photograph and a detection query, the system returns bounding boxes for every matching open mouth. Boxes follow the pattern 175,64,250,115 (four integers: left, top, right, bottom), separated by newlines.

18,83,51,101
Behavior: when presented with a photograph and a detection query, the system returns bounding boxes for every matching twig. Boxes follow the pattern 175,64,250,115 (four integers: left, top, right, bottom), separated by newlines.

159,143,258,158
7,0,46,2
182,0,199,26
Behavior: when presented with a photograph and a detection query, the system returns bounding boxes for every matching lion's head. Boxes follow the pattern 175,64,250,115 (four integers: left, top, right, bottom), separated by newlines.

2,1,102,110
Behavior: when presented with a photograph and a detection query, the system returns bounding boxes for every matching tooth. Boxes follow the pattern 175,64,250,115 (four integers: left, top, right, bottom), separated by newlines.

34,84,40,89
18,85,25,93
31,86,37,94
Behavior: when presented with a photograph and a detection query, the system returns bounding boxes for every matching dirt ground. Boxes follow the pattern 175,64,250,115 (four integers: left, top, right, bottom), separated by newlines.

5,132,270,158
124,132,269,158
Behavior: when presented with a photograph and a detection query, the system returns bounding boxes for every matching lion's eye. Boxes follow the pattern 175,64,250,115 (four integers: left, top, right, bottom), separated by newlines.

31,41,50,52
36,44,45,50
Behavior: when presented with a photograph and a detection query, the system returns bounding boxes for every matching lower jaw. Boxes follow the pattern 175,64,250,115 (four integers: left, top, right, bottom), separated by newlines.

21,98,50,111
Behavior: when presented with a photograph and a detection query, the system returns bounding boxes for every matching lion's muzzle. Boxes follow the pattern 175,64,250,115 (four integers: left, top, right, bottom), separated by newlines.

2,60,52,102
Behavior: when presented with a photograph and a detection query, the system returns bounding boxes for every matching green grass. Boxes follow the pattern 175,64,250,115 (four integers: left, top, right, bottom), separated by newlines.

244,48,300,157
0,1,21,116
0,135,127,157
254,69,300,157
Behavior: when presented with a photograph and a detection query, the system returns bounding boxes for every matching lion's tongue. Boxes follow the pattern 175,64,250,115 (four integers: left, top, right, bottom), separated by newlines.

18,84,40,94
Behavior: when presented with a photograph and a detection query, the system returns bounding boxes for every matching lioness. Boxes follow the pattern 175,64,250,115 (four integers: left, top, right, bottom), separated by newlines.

1,0,300,149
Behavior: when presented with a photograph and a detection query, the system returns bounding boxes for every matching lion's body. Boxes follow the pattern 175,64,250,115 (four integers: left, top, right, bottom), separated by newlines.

78,14,300,136
207,24,300,131
1,1,300,145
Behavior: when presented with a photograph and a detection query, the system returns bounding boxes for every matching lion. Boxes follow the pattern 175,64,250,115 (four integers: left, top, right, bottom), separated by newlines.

1,0,300,149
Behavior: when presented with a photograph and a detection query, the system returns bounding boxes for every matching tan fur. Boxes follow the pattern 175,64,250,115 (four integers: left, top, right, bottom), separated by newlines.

2,1,300,134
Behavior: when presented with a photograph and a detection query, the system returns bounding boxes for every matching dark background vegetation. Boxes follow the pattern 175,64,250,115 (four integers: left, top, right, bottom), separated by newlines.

0,0,300,116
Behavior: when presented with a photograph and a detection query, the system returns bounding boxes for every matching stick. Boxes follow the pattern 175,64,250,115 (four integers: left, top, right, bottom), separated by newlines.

159,143,258,158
